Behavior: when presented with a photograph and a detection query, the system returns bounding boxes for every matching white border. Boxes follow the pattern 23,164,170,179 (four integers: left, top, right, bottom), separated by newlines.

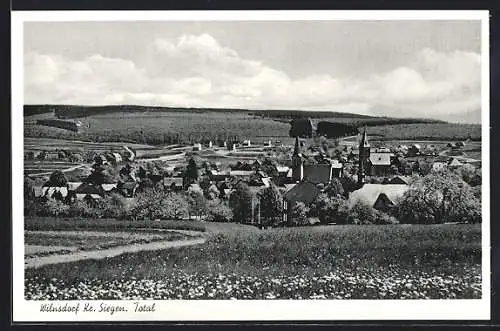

12,10,491,322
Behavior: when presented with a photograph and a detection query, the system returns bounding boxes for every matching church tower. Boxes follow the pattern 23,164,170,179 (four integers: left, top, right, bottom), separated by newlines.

292,136,303,182
358,126,370,185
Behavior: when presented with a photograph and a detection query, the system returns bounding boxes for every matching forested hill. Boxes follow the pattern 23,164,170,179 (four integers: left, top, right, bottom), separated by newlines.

24,104,446,126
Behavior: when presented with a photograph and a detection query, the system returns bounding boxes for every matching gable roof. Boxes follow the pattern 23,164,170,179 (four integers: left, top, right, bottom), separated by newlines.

67,182,82,191
448,158,463,167
284,181,321,204
41,187,68,198
101,183,118,192
388,176,410,185
74,183,104,196
348,184,409,208
303,164,332,184
373,193,396,210
369,153,391,166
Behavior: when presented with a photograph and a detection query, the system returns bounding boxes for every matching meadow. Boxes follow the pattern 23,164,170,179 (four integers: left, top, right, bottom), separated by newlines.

25,230,190,257
25,110,481,147
25,223,481,300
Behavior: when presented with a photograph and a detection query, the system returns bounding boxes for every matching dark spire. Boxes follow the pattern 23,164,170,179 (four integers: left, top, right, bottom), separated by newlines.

293,136,301,156
360,125,370,148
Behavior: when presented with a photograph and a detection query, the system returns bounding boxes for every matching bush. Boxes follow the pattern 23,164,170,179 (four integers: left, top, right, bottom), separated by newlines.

346,201,378,225
205,199,233,222
395,170,482,224
290,202,310,226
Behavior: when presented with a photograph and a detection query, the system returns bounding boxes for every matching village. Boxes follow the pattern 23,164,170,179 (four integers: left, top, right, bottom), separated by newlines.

24,122,482,227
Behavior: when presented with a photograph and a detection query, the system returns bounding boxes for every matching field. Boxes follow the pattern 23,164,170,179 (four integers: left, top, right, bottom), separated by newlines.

25,223,481,300
25,110,481,147
25,230,190,257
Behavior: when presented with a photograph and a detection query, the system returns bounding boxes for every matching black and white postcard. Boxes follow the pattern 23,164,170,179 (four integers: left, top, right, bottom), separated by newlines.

11,10,490,322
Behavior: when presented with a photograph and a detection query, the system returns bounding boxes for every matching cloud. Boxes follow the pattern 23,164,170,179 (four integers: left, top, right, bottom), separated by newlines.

24,34,481,121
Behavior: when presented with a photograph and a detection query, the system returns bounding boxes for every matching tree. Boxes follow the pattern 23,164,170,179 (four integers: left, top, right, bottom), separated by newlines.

454,164,481,187
261,158,278,178
45,199,70,217
311,193,349,224
86,165,119,185
290,202,309,226
205,184,220,200
184,157,200,186
346,201,377,225
258,183,283,226
47,170,68,187
36,151,47,160
131,189,188,220
395,170,481,224
229,182,254,223
188,190,207,220
323,178,344,197
205,199,233,222
102,193,128,219
199,176,212,192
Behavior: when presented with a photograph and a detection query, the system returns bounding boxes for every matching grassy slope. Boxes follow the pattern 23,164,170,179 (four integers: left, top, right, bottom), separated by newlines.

26,223,480,280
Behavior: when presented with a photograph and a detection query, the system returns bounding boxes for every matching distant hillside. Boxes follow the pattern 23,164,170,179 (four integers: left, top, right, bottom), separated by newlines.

24,104,446,126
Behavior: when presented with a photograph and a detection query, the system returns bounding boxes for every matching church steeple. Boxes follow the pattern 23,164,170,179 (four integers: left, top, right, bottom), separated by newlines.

293,136,301,157
292,136,303,182
358,126,370,185
360,125,370,149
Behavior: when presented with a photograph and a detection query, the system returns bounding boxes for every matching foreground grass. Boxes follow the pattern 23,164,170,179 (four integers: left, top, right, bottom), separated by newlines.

25,230,190,257
25,224,481,300
25,217,208,232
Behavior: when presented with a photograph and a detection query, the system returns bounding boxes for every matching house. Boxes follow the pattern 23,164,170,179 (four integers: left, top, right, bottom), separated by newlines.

303,164,335,185
432,161,447,172
407,144,421,156
207,141,213,148
348,184,409,213
209,169,231,182
369,153,391,176
67,182,82,192
331,160,343,178
193,143,202,151
265,140,272,147
283,181,322,225
111,153,123,163
242,140,251,147
101,183,118,193
229,170,255,178
74,183,104,201
39,186,69,200
448,158,463,168
163,177,183,191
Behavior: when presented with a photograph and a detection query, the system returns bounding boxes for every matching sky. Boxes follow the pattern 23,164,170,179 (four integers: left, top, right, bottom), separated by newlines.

24,20,482,123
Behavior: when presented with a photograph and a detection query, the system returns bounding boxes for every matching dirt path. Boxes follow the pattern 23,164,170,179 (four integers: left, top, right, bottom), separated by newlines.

25,237,206,269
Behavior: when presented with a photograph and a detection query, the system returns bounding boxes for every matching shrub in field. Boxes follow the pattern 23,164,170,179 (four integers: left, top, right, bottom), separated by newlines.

311,193,349,224
258,184,283,226
229,182,255,223
291,202,310,226
346,200,377,225
188,190,207,220
323,178,344,197
205,199,233,222
45,199,70,217
131,189,189,220
395,170,481,224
